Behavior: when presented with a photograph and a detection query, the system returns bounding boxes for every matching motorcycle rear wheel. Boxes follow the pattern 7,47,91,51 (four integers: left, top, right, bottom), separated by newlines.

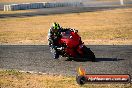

83,46,96,62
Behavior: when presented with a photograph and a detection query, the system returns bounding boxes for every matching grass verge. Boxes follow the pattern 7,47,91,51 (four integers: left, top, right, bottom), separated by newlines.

0,70,132,88
0,8,132,45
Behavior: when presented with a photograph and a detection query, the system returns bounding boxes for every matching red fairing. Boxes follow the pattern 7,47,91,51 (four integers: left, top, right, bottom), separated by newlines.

58,30,84,57
61,31,80,48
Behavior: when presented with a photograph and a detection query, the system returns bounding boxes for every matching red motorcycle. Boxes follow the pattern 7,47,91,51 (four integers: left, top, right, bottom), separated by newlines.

51,29,96,62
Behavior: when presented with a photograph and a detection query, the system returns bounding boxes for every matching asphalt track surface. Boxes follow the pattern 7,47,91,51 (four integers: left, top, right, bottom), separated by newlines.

0,6,132,19
0,1,132,76
0,0,132,18
0,45,132,76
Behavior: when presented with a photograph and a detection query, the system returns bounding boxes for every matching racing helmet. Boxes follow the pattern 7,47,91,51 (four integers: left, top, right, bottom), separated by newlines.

52,22,60,31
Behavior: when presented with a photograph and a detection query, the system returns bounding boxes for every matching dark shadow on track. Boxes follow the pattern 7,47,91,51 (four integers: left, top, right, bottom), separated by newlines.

95,58,124,62
65,57,124,62
0,6,130,19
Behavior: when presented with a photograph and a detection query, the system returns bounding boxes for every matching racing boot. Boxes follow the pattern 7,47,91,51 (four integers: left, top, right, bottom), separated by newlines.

54,50,59,59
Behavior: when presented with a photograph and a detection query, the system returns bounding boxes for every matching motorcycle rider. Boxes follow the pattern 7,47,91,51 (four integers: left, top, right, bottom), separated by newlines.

48,22,64,59
48,22,78,59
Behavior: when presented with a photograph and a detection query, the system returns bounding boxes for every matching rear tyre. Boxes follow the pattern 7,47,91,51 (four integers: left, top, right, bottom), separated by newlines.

83,46,96,62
